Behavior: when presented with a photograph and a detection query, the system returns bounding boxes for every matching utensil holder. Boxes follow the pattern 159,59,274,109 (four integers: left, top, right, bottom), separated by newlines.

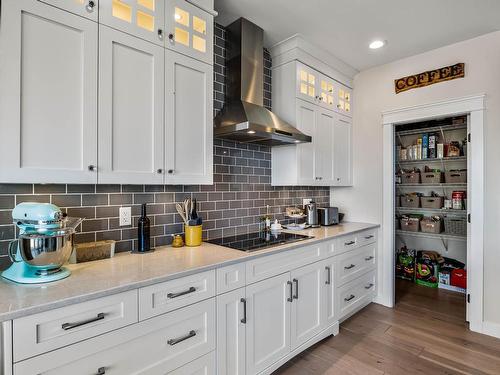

185,225,202,247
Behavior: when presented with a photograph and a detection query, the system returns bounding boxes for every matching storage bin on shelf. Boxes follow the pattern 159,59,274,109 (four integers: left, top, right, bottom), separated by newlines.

420,217,443,234
400,171,420,184
421,171,443,184
443,216,467,236
401,195,419,208
400,216,420,232
420,196,443,209
445,170,467,183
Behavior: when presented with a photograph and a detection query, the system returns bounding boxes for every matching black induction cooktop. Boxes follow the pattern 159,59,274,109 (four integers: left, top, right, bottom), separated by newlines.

207,231,313,252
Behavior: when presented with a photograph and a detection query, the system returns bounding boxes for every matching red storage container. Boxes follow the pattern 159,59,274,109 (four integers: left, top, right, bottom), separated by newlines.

451,269,467,289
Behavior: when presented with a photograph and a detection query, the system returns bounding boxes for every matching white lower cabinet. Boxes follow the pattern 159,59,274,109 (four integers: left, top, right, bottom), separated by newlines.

217,288,246,375
290,261,326,350
169,352,216,375
245,273,291,375
324,259,337,326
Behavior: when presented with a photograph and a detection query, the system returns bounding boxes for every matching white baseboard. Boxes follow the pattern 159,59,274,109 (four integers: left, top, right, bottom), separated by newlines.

481,321,500,339
259,322,340,375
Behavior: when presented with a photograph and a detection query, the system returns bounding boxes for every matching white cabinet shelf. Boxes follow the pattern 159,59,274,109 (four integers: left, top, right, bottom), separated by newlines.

397,183,467,189
396,230,466,242
396,207,467,216
397,156,467,165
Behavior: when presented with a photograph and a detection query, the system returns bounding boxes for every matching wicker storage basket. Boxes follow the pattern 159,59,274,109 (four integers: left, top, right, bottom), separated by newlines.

400,217,420,232
401,195,419,208
444,216,467,236
445,170,467,183
421,172,443,184
420,196,443,209
400,171,420,184
421,218,442,234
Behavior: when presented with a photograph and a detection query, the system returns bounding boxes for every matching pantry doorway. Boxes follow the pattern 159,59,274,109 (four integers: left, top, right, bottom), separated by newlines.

380,95,485,334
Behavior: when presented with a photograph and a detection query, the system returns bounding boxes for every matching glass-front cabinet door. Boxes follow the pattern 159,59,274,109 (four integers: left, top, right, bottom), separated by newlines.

99,0,165,46
296,62,319,105
165,0,213,64
337,84,352,116
318,74,336,111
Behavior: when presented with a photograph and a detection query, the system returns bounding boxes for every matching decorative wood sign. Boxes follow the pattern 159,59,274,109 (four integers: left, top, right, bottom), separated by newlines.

394,63,465,94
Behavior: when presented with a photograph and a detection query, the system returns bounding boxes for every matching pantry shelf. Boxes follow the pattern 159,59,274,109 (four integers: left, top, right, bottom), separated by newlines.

396,207,467,216
396,183,467,189
396,123,467,137
396,230,467,242
396,156,467,165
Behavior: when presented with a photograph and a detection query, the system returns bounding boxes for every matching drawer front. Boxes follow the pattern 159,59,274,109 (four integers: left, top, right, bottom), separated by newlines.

335,229,377,255
217,263,246,294
335,244,376,287
246,243,325,284
322,239,336,257
139,270,216,320
169,351,215,375
337,271,376,320
14,299,216,375
13,290,138,362
357,229,377,247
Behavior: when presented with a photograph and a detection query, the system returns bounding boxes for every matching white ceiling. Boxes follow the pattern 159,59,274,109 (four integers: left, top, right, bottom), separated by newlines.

214,0,500,72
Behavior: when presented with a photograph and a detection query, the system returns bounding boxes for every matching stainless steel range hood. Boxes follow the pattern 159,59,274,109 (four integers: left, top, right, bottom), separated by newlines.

214,18,312,146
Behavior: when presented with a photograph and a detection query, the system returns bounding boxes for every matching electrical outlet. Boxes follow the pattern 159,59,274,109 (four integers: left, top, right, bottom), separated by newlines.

302,198,312,208
119,207,131,226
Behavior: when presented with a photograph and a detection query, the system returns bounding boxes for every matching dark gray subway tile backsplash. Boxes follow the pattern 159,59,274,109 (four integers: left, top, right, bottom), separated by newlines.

0,23,329,267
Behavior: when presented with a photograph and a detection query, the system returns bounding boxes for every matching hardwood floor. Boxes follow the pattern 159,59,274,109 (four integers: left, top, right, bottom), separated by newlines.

274,280,500,375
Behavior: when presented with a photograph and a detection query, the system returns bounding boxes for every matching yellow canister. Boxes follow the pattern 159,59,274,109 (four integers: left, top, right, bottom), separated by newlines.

184,225,202,247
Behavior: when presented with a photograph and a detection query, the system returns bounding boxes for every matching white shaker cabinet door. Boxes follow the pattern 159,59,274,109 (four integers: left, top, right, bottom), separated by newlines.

38,0,98,20
315,109,335,185
245,273,291,375
98,25,164,184
0,0,98,183
333,114,353,186
290,261,327,350
323,259,337,326
165,50,213,184
217,288,246,375
295,99,316,185
99,0,165,46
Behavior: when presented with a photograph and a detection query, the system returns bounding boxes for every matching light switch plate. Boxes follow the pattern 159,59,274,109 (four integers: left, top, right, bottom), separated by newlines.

119,207,131,226
302,198,312,208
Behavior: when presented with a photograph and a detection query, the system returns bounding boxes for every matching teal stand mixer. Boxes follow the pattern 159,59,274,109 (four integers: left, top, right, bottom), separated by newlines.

1,202,83,284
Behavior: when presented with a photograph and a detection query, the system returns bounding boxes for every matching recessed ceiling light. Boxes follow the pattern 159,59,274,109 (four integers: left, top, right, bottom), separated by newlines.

247,130,256,134
369,40,385,49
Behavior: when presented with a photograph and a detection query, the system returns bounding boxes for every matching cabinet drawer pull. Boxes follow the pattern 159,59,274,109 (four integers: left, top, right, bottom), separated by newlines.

345,240,355,246
167,286,196,299
293,278,299,300
344,294,355,302
364,235,374,239
287,280,293,302
240,298,247,324
325,266,331,285
61,312,105,330
96,367,106,375
365,283,374,289
344,264,356,270
365,256,374,261
167,330,196,346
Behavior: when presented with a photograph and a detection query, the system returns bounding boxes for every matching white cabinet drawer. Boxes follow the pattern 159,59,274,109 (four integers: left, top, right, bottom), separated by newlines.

139,270,215,320
217,263,246,294
322,239,336,257
337,271,376,320
246,242,325,284
357,229,377,247
335,228,377,255
13,290,138,362
169,351,216,375
14,299,216,375
335,244,376,287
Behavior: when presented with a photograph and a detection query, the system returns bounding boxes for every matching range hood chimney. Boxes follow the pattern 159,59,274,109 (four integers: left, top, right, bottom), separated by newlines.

214,18,312,146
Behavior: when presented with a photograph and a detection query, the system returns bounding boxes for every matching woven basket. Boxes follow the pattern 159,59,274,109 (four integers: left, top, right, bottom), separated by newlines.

444,216,467,236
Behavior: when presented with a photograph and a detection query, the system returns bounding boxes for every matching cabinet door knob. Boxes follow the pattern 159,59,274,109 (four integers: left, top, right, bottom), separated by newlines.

96,367,106,375
158,29,164,40
88,165,96,171
86,0,95,12
157,168,163,174
168,169,174,174
168,33,174,43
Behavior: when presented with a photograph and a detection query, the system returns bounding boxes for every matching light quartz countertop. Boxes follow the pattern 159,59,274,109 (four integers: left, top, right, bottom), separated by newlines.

0,222,379,322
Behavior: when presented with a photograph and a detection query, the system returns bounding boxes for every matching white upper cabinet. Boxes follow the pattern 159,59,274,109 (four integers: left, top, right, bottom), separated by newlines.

333,115,352,186
165,0,214,64
337,84,352,116
165,50,213,184
99,0,165,45
296,62,319,105
39,0,99,20
98,26,164,184
295,100,317,185
0,0,98,184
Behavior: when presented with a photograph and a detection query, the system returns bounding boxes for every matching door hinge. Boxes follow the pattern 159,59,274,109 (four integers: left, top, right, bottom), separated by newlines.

468,213,471,223
467,294,471,303
468,133,471,142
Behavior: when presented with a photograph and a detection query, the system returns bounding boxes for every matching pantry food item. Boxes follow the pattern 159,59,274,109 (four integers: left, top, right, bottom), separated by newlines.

396,246,416,281
452,191,465,210
447,141,461,157
416,250,444,288
437,143,444,159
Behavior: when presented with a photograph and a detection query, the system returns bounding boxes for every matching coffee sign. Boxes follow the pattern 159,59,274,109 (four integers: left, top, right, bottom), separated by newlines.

395,63,465,94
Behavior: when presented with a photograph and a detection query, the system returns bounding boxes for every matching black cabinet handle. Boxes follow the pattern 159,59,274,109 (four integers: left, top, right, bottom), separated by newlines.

96,367,106,375
364,235,374,239
62,312,105,330
167,286,196,299
287,281,293,302
344,294,355,302
325,266,331,285
345,240,355,246
240,298,247,324
365,256,374,261
293,278,299,300
344,264,356,270
167,330,196,345
365,283,374,289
